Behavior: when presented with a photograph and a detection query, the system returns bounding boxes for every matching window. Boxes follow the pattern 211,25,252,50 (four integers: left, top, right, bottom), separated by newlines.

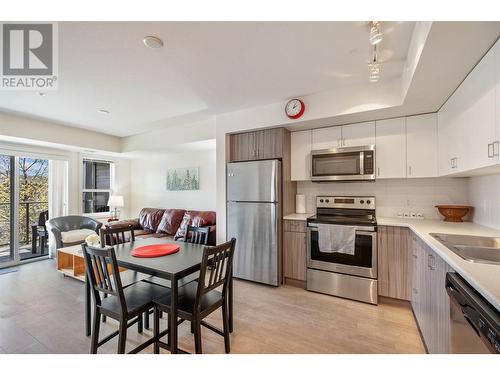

82,159,114,214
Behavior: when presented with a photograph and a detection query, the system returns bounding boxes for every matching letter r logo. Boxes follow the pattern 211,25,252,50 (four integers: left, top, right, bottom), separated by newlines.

2,23,53,75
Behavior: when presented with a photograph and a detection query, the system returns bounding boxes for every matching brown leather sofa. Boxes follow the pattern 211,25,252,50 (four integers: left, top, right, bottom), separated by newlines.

106,208,216,245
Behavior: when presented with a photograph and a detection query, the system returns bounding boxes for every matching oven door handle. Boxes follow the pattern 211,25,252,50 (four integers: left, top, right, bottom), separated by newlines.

356,230,376,236
307,226,376,233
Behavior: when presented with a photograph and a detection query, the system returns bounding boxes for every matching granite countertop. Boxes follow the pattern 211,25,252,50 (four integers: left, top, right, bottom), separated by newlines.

283,213,314,221
378,217,500,311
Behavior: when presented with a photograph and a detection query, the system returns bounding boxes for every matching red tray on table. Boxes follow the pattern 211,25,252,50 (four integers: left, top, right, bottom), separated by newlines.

131,244,180,258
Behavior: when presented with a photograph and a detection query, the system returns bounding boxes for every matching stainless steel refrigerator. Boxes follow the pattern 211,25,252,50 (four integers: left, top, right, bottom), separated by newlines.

227,159,281,286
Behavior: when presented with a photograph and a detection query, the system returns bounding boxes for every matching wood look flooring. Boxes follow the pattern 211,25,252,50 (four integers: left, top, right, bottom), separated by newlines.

0,259,425,354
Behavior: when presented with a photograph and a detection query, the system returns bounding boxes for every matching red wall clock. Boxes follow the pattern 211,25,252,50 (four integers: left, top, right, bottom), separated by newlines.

285,99,305,119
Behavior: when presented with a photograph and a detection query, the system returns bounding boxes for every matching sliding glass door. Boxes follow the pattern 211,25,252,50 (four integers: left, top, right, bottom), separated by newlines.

18,157,49,261
0,155,14,264
0,154,49,267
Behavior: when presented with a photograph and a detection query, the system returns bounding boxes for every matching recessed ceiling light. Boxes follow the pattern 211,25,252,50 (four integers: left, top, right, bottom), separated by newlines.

98,109,110,115
143,36,164,49
38,92,46,97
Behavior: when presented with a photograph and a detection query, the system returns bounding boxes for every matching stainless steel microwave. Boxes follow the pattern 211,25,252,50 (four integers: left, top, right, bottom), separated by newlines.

311,145,375,181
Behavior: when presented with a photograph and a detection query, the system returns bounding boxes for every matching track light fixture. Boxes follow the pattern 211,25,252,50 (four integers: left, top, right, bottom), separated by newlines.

369,21,383,45
368,44,380,83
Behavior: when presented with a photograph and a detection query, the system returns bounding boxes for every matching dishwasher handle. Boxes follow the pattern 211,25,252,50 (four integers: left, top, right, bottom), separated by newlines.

462,305,482,337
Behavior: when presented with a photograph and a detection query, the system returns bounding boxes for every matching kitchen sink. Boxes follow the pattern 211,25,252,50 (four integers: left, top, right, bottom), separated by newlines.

430,233,500,265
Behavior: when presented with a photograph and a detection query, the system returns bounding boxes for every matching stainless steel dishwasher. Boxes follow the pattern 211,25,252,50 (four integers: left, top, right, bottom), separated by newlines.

446,272,499,354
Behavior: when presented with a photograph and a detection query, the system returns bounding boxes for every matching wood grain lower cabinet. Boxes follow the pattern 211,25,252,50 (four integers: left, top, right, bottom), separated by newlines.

283,220,307,286
411,233,452,353
377,226,412,301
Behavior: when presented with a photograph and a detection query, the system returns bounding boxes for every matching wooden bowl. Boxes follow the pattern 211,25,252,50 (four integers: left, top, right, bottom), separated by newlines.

435,205,472,222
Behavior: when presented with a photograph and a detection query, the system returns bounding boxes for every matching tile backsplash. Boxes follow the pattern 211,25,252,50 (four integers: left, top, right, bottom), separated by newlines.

468,174,500,230
296,178,470,220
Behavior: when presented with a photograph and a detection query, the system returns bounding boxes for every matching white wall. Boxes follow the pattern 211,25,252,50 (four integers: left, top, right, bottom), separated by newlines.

129,149,216,216
0,112,121,153
297,178,470,220
122,118,216,153
468,174,500,230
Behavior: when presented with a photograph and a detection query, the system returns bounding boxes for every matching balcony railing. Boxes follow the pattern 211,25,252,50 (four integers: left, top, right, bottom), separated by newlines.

0,201,48,247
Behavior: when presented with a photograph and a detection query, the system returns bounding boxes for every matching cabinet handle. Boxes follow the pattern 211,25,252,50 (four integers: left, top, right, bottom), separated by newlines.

494,141,500,157
408,165,412,176
488,143,494,158
377,167,380,177
428,254,436,270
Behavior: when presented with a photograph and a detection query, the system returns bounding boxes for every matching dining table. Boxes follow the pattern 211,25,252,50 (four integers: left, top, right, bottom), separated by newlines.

84,237,234,354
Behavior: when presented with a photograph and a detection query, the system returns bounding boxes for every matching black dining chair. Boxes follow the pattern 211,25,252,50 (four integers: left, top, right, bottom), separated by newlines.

82,243,169,354
144,224,209,293
99,225,151,329
184,225,210,245
153,238,236,354
31,210,49,255
100,224,135,246
142,223,204,328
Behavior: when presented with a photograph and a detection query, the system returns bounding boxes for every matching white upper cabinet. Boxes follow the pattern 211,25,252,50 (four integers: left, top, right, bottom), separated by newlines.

406,114,438,178
438,98,462,175
341,122,375,147
375,118,407,179
291,130,312,181
459,44,496,171
438,40,497,175
311,122,375,150
311,126,341,150
495,39,500,159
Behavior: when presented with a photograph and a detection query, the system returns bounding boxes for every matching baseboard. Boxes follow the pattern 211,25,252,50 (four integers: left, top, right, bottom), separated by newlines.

284,277,306,289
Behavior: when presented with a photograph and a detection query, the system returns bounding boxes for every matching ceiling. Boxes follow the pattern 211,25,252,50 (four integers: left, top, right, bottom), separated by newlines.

0,21,416,137
285,22,500,130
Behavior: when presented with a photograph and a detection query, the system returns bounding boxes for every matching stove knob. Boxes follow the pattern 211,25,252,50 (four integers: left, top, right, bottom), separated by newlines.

319,199,324,203
325,199,330,203
366,200,371,205
360,200,365,204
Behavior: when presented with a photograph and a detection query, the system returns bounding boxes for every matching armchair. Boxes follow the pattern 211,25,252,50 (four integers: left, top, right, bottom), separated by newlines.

47,215,103,250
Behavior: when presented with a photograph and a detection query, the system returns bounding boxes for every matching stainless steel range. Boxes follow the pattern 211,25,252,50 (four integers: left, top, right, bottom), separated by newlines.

306,196,378,304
